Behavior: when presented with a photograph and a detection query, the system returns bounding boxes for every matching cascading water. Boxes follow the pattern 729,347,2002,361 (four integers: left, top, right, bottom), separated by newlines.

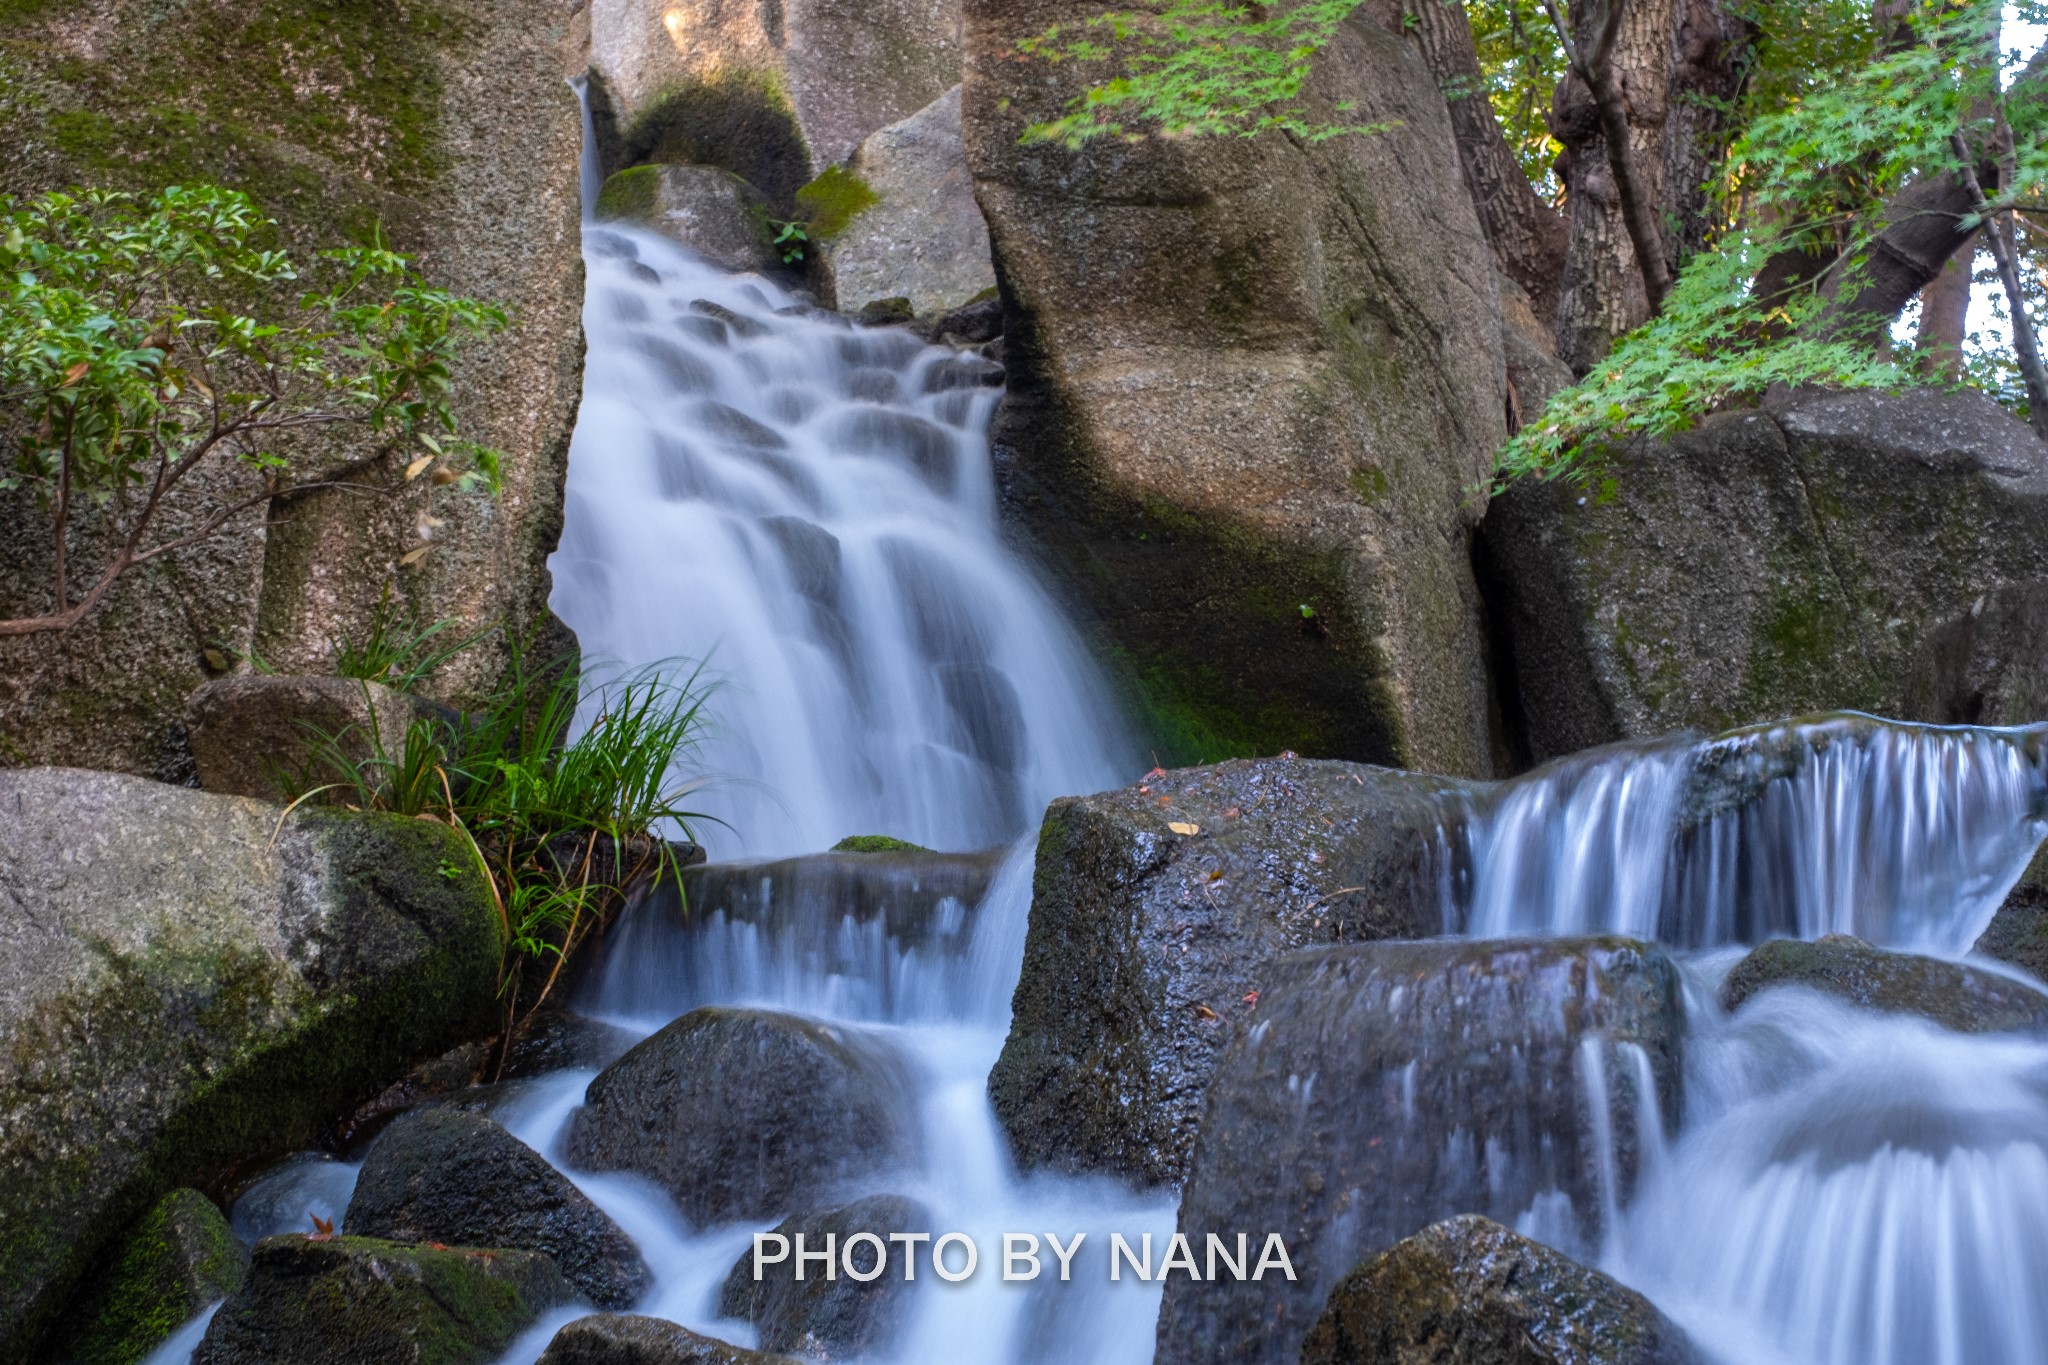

155,100,2048,1365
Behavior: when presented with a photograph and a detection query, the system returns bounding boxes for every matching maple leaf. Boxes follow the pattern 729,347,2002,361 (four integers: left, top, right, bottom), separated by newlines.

307,1213,335,1242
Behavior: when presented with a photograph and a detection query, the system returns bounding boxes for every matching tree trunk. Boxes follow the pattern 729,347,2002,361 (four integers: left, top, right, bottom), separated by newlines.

1368,0,1570,324
1550,0,1751,371
1917,242,1976,378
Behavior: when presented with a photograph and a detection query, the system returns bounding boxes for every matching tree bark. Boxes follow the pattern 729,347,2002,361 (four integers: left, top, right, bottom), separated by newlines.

1367,0,1570,323
1916,240,1975,378
1549,0,1751,371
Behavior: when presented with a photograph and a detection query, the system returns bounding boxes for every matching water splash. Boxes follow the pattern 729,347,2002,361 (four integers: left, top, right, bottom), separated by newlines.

546,231,1134,857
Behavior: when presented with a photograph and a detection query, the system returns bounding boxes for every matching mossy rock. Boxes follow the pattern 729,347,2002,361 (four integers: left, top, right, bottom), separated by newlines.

606,69,811,213
0,770,503,1362
59,1189,248,1365
192,1236,569,1365
829,835,931,853
794,164,878,240
1723,936,2048,1033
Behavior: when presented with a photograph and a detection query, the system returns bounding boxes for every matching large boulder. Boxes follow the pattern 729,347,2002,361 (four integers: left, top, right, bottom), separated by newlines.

991,757,1478,1186
1722,937,2048,1033
963,1,1507,773
346,1108,651,1309
0,0,584,779
1301,1215,1699,1365
1480,389,2048,764
0,770,503,1362
595,165,786,275
813,87,996,317
186,675,416,802
564,1008,916,1224
536,1314,799,1365
56,1188,248,1365
718,1194,930,1359
192,1237,570,1365
586,0,962,196
1154,938,1686,1365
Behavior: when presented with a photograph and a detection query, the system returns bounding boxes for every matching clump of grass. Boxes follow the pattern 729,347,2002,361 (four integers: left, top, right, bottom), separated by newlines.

284,630,716,1064
332,585,494,692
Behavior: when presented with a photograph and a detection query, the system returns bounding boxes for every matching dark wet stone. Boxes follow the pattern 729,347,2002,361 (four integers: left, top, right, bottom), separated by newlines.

1723,936,2048,1033
1155,937,1685,1365
718,1195,930,1359
1301,1215,1700,1365
346,1108,650,1308
501,1011,642,1081
536,1314,799,1364
991,757,1480,1186
564,1008,916,1225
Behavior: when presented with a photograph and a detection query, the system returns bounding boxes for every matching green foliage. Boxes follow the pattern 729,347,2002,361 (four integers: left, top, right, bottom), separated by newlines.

1500,0,2048,481
1467,0,1569,194
1018,0,1396,144
0,184,506,630
284,634,716,1053
772,218,809,264
333,585,492,691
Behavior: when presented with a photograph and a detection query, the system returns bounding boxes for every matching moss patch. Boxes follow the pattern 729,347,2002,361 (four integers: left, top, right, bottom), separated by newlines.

794,164,878,240
594,164,659,223
830,834,930,853
62,1189,247,1365
615,69,810,211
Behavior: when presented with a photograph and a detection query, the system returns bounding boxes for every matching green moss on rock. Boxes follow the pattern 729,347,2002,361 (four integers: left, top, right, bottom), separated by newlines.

794,165,878,240
61,1189,247,1365
829,835,930,853
594,165,660,223
615,69,810,211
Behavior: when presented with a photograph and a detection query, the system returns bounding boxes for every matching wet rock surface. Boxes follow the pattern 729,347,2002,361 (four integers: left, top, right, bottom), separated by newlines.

1723,937,2048,1033
1301,1215,1700,1365
59,1188,248,1365
990,757,1479,1185
718,1194,931,1359
535,1313,800,1365
0,770,502,1359
193,1236,570,1365
1974,846,2048,983
1155,937,1686,1365
596,165,785,276
346,1108,651,1309
1481,389,2048,764
565,1007,916,1224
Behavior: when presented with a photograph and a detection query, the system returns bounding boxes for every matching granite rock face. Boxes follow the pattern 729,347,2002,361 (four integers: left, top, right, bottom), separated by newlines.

186,675,416,802
1154,938,1686,1365
0,769,502,1362
990,757,1479,1186
1481,389,2048,764
964,0,1507,772
0,0,585,778
596,165,785,275
57,1188,248,1365
1301,1215,1700,1365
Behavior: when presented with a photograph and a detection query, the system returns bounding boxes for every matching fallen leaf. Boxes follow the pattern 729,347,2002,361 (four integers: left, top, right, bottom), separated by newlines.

1278,750,1300,760
1156,796,1171,808
1193,1004,1220,1021
307,1213,335,1242
1222,806,1241,819
430,466,461,485
1207,870,1224,882
201,648,228,672
399,545,431,567
1142,766,1167,782
404,454,435,481
425,1242,452,1252
1167,821,1201,836
1242,991,1260,1007
59,361,88,387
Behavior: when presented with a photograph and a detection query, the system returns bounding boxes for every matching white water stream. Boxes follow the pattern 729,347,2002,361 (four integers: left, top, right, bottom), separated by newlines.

161,121,2048,1365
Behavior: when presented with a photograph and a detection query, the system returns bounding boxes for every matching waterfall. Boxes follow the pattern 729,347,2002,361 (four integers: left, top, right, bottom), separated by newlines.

546,229,1134,857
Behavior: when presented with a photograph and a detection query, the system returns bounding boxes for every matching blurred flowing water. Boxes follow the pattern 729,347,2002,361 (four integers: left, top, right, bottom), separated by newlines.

171,111,2048,1365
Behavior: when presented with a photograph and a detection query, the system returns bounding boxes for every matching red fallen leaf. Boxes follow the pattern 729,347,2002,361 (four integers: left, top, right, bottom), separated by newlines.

1138,785,1151,794
1142,766,1167,782
1222,806,1242,819
307,1213,335,1242
425,1242,452,1252
1242,991,1260,1007
1278,750,1300,760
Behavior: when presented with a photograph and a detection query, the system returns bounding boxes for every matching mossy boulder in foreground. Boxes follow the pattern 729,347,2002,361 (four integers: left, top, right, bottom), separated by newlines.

0,769,502,1363
57,1188,248,1365
192,1236,569,1365
1302,1215,1699,1365
1722,936,2048,1033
